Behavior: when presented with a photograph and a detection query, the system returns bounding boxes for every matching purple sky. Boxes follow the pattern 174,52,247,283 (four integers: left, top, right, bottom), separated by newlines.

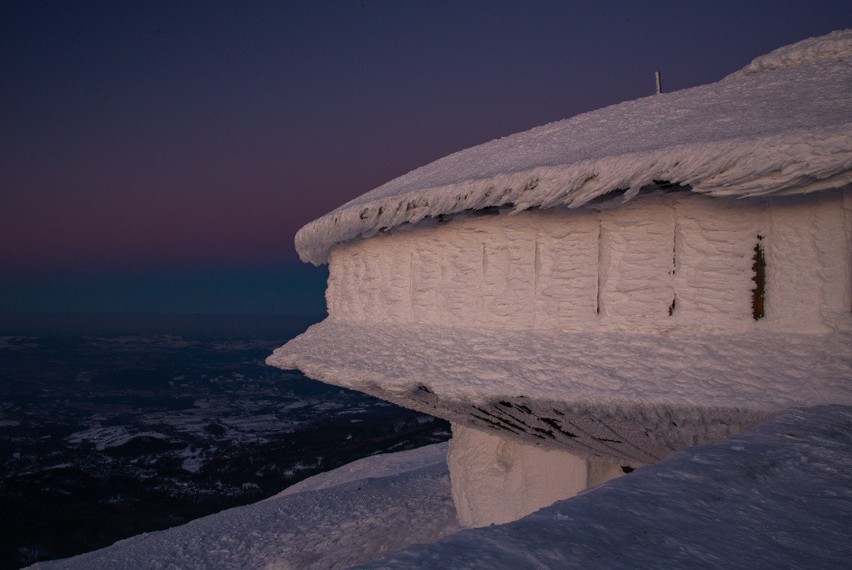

2,1,850,316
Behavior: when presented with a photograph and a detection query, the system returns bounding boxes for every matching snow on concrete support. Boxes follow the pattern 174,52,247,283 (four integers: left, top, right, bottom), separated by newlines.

764,195,827,332
587,459,628,487
598,198,676,327
327,233,413,323
325,193,850,332
447,422,617,528
379,235,413,322
815,190,852,328
326,243,366,321
533,209,599,328
435,224,483,327
482,219,536,327
410,231,444,324
672,196,758,330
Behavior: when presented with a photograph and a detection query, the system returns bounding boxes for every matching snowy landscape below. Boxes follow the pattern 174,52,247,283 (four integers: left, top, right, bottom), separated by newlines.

0,330,449,568
30,405,852,569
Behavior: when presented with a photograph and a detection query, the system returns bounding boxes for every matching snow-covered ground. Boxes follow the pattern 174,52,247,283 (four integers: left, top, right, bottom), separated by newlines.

31,405,852,569
29,443,459,570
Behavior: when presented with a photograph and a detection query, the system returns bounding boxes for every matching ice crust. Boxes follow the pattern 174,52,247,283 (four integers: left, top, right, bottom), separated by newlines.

294,30,852,265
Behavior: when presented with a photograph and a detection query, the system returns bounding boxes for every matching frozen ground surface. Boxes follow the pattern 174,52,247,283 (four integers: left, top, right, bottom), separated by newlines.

29,443,459,570
30,405,852,569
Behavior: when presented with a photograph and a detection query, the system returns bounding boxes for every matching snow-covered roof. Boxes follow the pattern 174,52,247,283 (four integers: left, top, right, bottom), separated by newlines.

296,30,852,265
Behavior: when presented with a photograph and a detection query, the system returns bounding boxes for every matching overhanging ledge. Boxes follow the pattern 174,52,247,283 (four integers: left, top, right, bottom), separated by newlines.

267,320,852,463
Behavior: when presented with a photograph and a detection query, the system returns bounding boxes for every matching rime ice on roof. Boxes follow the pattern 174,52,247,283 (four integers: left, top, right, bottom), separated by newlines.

294,29,852,265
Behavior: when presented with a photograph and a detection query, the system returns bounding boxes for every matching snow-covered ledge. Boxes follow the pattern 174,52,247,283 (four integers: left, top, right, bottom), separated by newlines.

270,317,851,525
269,322,851,461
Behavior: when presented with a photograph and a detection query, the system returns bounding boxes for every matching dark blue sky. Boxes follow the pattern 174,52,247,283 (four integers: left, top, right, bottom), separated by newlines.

2,1,850,316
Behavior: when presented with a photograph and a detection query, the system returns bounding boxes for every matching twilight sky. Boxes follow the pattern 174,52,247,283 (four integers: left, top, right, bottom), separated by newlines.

2,1,851,317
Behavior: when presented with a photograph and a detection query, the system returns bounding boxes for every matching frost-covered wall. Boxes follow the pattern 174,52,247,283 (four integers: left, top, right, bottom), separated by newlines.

326,190,851,334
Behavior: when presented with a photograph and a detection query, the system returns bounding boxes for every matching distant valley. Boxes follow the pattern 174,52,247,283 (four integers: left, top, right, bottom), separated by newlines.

0,331,449,568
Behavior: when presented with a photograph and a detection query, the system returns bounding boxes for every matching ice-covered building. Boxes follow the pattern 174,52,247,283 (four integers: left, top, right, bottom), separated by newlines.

269,31,852,527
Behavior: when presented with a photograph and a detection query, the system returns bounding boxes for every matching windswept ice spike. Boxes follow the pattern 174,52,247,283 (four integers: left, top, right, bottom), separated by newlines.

269,30,852,528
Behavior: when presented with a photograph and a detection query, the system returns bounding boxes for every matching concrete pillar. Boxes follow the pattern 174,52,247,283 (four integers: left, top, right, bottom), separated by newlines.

448,422,623,527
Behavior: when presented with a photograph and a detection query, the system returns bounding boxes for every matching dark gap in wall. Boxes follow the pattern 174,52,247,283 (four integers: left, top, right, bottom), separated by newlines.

587,181,691,207
464,205,502,216
752,235,766,320
645,180,692,193
587,187,628,205
596,219,602,315
533,241,541,300
670,216,678,316
540,417,579,439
